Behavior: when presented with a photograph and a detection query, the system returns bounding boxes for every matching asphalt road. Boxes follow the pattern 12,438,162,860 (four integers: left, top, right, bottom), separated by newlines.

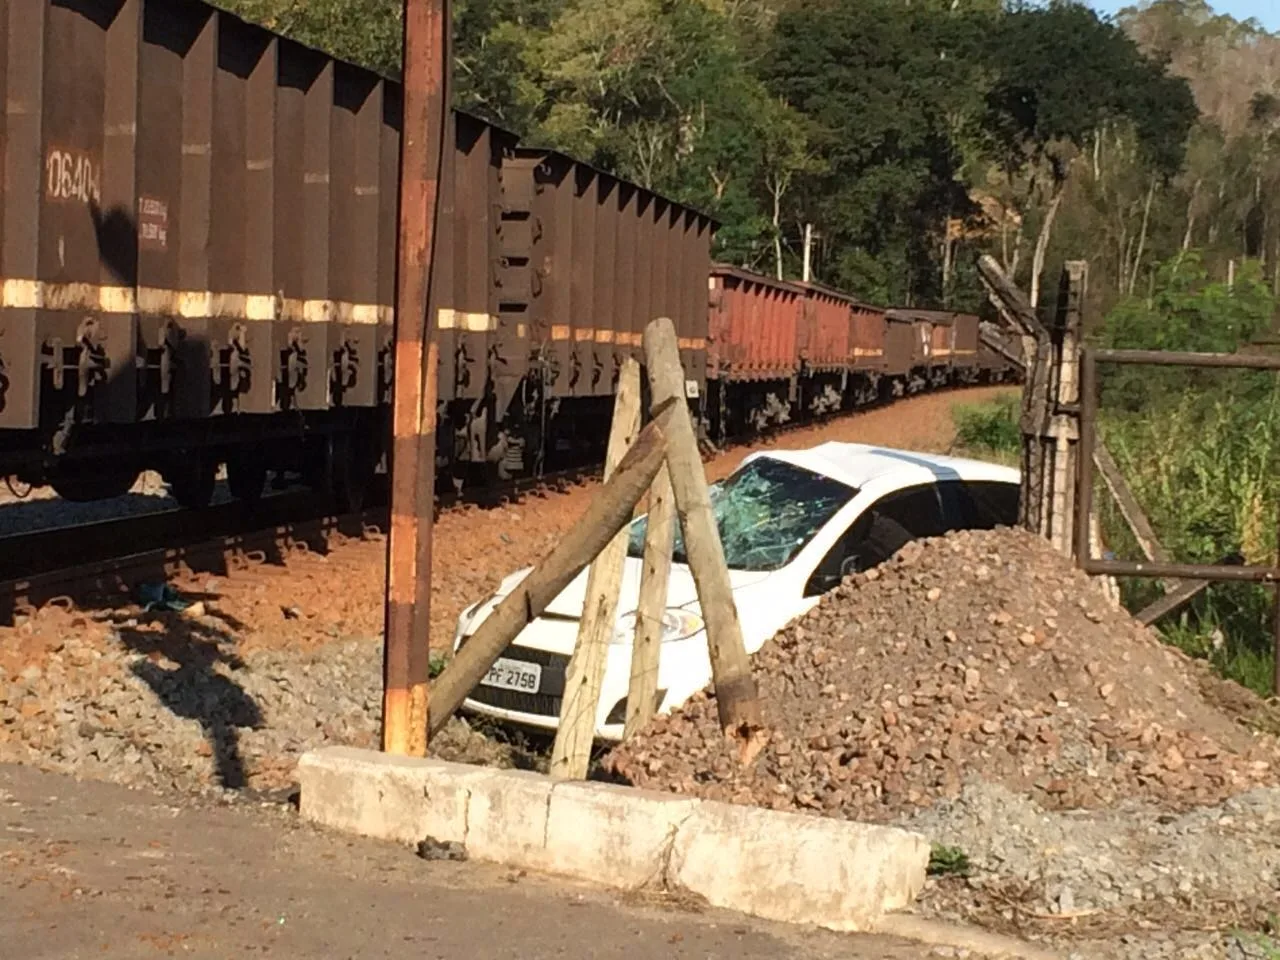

0,763,936,960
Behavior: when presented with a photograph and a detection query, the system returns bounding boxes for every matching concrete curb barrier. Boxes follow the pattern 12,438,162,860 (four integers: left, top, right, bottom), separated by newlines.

298,746,930,932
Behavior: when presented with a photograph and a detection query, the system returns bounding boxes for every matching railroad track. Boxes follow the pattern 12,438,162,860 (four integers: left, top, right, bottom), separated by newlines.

0,382,1015,624
0,461,605,623
0,501,386,623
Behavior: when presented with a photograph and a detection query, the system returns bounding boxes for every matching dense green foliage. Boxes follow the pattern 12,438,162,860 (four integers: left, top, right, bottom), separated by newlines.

1096,262,1278,694
216,0,1269,316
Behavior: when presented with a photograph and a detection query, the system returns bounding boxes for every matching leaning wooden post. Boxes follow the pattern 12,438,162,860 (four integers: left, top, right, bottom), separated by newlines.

623,462,675,740
976,255,1052,537
550,359,643,779
427,401,676,738
643,317,764,749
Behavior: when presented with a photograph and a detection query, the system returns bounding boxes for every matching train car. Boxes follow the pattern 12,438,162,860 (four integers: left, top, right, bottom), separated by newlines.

0,0,713,504
950,312,981,383
513,149,712,474
796,281,853,419
845,298,886,406
882,311,919,396
705,265,804,438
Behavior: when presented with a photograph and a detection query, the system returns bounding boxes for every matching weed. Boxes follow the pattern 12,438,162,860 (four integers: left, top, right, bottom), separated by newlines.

952,394,1020,462
927,844,972,877
429,651,449,679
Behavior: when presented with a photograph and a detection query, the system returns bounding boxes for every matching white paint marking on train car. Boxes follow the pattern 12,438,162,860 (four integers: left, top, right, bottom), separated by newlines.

436,309,497,332
1,278,388,324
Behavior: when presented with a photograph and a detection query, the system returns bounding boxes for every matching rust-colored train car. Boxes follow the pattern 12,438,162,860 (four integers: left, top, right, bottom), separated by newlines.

849,301,886,372
705,266,804,435
953,312,979,357
0,0,714,500
707,266,803,383
950,311,981,383
885,308,951,392
796,282,854,418
797,282,850,375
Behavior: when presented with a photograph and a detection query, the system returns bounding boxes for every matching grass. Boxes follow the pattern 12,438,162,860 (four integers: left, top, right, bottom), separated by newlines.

927,844,972,877
950,380,1280,696
1237,915,1280,959
1100,371,1279,695
951,394,1021,466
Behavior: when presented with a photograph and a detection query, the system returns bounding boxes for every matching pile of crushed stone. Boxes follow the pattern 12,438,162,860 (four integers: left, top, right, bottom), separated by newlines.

606,528,1280,821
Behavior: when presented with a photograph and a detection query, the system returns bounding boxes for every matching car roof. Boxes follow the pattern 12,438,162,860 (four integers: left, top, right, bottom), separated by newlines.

746,442,1020,491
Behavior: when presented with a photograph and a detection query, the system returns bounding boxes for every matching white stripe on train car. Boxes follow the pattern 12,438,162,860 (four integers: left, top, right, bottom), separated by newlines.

0,278,388,324
436,309,498,332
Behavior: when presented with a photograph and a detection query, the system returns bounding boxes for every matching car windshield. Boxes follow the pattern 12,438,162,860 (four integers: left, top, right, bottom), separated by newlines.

626,457,856,572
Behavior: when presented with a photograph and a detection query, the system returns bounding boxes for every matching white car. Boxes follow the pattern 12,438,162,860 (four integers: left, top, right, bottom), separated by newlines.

452,442,1020,742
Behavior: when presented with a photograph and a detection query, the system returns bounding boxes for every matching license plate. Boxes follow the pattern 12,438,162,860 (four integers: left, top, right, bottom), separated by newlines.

480,657,542,694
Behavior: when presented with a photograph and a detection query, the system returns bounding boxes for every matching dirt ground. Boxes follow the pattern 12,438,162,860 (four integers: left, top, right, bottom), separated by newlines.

0,761,972,960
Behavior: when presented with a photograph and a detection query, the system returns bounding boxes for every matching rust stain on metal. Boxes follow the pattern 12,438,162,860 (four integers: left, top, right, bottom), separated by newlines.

383,0,449,758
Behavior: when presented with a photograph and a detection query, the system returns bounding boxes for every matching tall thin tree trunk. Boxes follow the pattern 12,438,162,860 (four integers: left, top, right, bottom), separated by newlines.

1029,184,1065,309
1001,211,1010,271
942,234,956,307
1008,216,1026,281
1182,178,1201,253
771,184,783,281
1129,176,1156,296
1122,234,1136,294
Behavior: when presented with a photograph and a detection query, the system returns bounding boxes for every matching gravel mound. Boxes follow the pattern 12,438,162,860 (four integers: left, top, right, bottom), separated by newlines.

607,527,1280,819
607,527,1280,953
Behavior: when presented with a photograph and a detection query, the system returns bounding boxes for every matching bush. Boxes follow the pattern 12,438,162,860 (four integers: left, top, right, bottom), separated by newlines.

952,394,1020,458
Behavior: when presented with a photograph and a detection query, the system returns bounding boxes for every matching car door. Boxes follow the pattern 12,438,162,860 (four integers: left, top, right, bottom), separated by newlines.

802,478,1018,597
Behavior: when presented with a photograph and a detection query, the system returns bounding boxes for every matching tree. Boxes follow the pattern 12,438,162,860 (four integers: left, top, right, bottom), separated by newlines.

222,0,403,75
763,0,990,303
451,0,563,131
982,2,1196,307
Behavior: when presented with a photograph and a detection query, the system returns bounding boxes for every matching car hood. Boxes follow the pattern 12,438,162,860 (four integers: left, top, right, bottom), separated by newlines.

481,557,774,621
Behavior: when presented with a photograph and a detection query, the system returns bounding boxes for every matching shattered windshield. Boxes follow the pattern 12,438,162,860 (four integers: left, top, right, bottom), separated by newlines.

626,457,856,572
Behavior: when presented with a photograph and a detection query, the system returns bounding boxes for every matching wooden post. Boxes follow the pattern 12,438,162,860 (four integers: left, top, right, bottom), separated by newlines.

383,0,448,757
1093,442,1168,565
550,360,642,779
643,317,763,746
977,256,1088,560
427,402,676,738
624,463,674,739
1047,262,1085,556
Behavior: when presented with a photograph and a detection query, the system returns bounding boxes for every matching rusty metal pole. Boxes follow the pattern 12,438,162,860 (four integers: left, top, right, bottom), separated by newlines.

383,0,449,757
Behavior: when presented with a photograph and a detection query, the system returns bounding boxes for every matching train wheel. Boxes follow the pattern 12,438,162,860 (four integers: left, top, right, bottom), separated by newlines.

50,467,139,502
226,453,267,504
166,453,216,510
330,428,378,513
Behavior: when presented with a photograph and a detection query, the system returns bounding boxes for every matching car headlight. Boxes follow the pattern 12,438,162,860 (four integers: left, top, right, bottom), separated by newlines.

612,608,705,645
